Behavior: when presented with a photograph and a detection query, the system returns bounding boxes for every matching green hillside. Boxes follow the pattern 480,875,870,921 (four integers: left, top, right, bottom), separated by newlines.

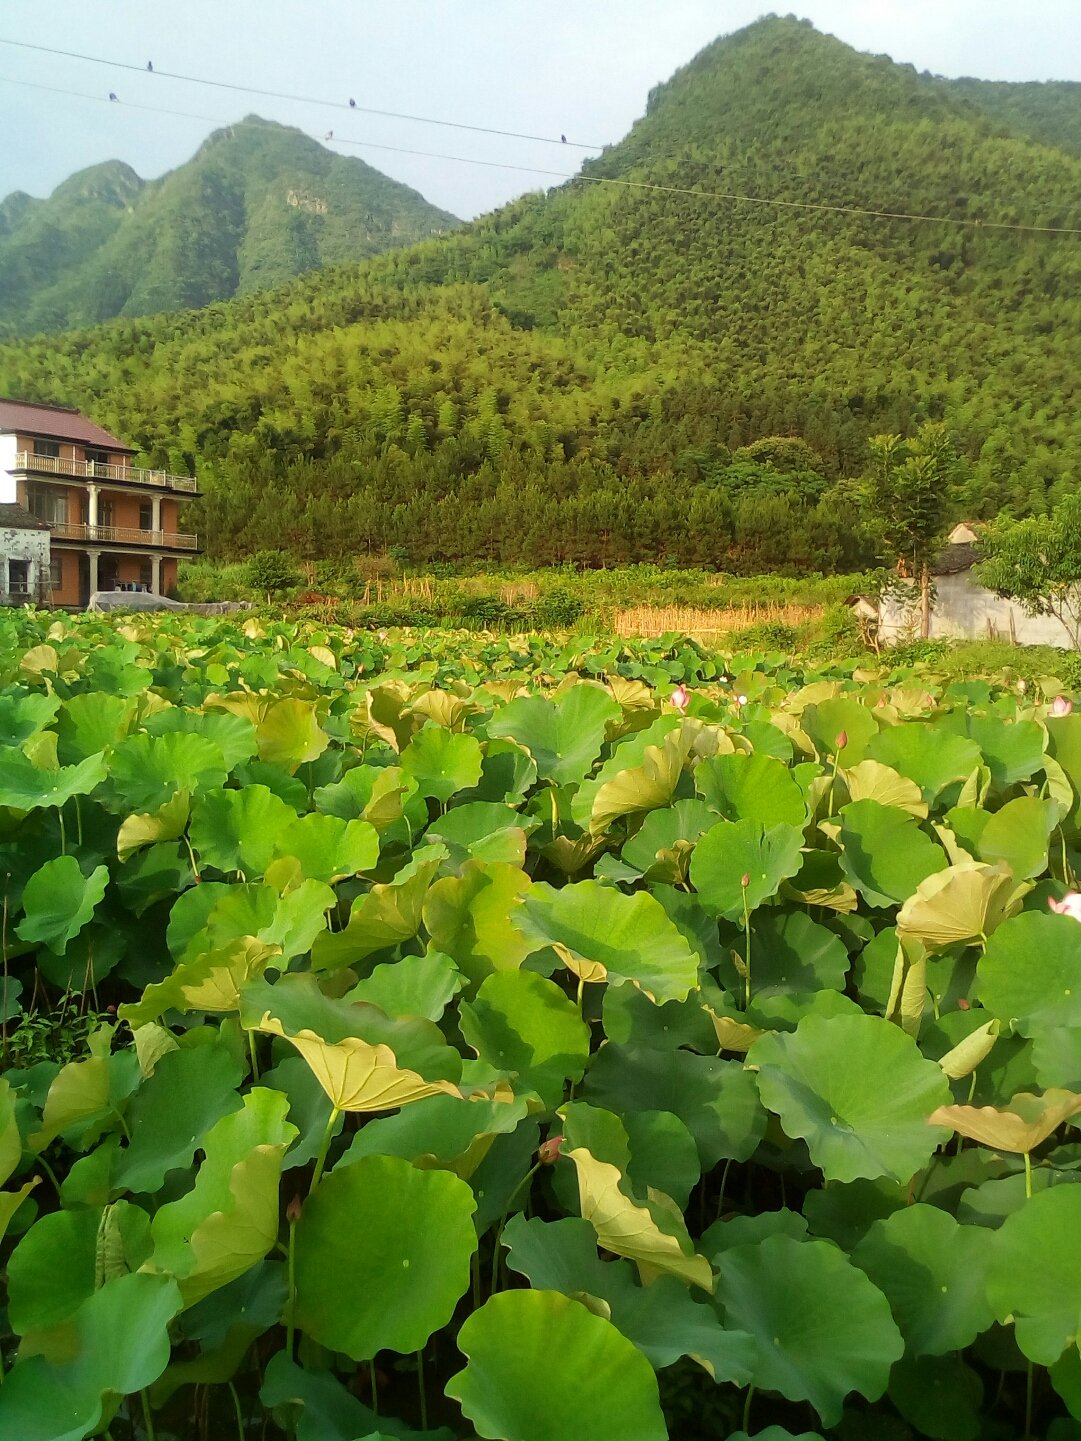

1,16,1079,571
0,118,460,336
944,76,1081,156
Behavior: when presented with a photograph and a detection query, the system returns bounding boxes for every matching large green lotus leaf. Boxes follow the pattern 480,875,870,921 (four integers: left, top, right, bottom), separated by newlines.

602,982,718,1054
0,746,107,811
190,784,298,878
851,1204,996,1355
0,688,60,747
987,1186,1081,1365
145,1087,296,1304
700,1209,809,1262
751,1013,951,1183
486,684,620,786
888,1355,984,1441
977,911,1081,1035
255,697,328,771
144,706,259,770
294,1153,475,1359
339,1093,529,1179
565,1144,712,1290
114,1043,245,1193
731,910,849,998
269,812,379,883
468,736,538,806
116,788,191,863
55,691,132,762
583,1044,766,1167
346,949,464,1021
621,799,717,883
459,969,590,1108
16,856,109,956
690,819,805,920
574,724,694,835
801,696,878,765
108,730,228,811
425,801,534,868
973,796,1058,882
837,799,947,908
0,1272,183,1441
311,844,446,969
502,1212,754,1382
399,725,483,803
623,1109,701,1211
447,1290,668,1441
1033,1027,1081,1090
694,751,807,827
515,878,699,1003
32,1050,141,1152
119,937,281,1026
258,1055,340,1171
716,1235,904,1427
7,1206,100,1335
897,861,1026,953
864,725,982,804
803,1177,907,1251
1047,713,1081,833
966,714,1047,792
423,860,534,987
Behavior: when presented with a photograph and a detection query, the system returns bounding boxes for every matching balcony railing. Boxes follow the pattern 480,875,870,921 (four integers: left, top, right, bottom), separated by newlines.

14,452,199,494
51,522,199,550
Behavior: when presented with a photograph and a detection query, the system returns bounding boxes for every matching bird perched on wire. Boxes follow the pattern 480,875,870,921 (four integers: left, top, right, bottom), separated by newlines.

109,91,118,102
146,61,153,72
324,130,333,141
349,97,356,108
561,134,567,143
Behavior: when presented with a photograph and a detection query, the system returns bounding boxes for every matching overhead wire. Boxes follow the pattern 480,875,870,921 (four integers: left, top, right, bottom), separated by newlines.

2,68,1080,238
0,35,602,150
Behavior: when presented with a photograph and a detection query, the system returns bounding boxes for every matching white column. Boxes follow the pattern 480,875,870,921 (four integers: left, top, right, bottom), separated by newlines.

88,550,99,594
151,555,161,594
151,496,162,537
87,484,99,528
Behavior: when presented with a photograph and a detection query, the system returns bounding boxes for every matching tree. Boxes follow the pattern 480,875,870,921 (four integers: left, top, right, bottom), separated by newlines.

864,423,959,639
246,550,297,602
974,492,1081,649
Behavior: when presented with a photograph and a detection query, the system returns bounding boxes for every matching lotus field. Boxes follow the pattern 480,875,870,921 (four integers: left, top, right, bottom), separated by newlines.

2,610,1081,1441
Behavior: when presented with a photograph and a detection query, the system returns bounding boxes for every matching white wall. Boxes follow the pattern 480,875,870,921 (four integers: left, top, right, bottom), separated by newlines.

0,524,50,600
880,571,1074,648
0,436,17,504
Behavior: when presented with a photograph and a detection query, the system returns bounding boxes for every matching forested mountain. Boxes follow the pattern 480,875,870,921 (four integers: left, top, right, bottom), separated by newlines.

1,16,1079,571
0,118,459,336
943,77,1081,156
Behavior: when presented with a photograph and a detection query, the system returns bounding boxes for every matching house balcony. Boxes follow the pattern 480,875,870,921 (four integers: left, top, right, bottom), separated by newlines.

51,522,199,551
14,452,199,494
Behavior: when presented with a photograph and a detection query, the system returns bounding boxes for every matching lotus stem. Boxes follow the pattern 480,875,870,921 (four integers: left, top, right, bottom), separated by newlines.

370,1358,379,1416
286,1208,298,1359
140,1389,156,1441
742,1384,755,1434
1023,1149,1033,1200
227,1380,245,1441
741,877,752,1010
417,1348,428,1431
309,1105,340,1194
58,805,66,855
247,1028,260,1082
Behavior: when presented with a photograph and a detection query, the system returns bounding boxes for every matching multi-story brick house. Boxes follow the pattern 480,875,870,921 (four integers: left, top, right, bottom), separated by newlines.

0,398,200,608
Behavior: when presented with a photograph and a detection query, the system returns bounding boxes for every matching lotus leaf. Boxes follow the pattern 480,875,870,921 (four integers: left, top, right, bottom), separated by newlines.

400,724,483,802
447,1290,668,1441
928,1089,1081,1153
690,818,805,920
978,911,1081,1034
16,856,109,956
694,750,807,826
515,878,700,1003
715,1234,904,1427
751,1013,952,1182
987,1185,1081,1364
864,725,982,803
459,969,590,1107
837,799,947,908
897,861,1025,952
292,1155,477,1365
190,784,298,877
486,684,620,785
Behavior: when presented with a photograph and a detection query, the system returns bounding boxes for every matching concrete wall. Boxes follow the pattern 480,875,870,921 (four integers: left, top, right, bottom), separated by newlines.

0,525,50,604
880,570,1073,648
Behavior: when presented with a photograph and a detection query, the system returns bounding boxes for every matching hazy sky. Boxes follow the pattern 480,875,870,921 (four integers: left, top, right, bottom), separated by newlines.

2,2,1078,220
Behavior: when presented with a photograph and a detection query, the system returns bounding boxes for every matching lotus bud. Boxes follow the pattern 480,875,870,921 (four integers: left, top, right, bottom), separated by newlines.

286,1194,303,1225
740,872,750,889
957,997,970,1011
835,730,848,751
736,694,748,706
671,684,690,712
1018,679,1028,694
1051,695,1074,718
537,1136,563,1165
1048,892,1081,924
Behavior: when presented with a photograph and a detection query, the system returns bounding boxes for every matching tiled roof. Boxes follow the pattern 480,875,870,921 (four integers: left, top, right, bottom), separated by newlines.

0,502,48,531
0,397,134,452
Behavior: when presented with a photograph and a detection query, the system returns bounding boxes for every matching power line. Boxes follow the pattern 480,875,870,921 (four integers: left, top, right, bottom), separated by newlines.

3,76,1080,237
0,35,603,151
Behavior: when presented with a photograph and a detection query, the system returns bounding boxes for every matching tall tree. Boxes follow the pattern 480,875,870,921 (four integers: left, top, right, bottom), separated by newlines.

974,492,1081,649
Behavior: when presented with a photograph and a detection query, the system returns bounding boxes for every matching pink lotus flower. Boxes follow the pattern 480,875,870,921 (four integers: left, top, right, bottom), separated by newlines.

1049,892,1081,923
1051,696,1074,718
671,684,690,712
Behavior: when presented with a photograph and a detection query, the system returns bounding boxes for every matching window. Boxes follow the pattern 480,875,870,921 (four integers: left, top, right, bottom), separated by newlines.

26,485,68,526
84,448,110,467
50,555,63,590
139,502,154,531
32,439,60,459
8,559,29,596
140,559,153,591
